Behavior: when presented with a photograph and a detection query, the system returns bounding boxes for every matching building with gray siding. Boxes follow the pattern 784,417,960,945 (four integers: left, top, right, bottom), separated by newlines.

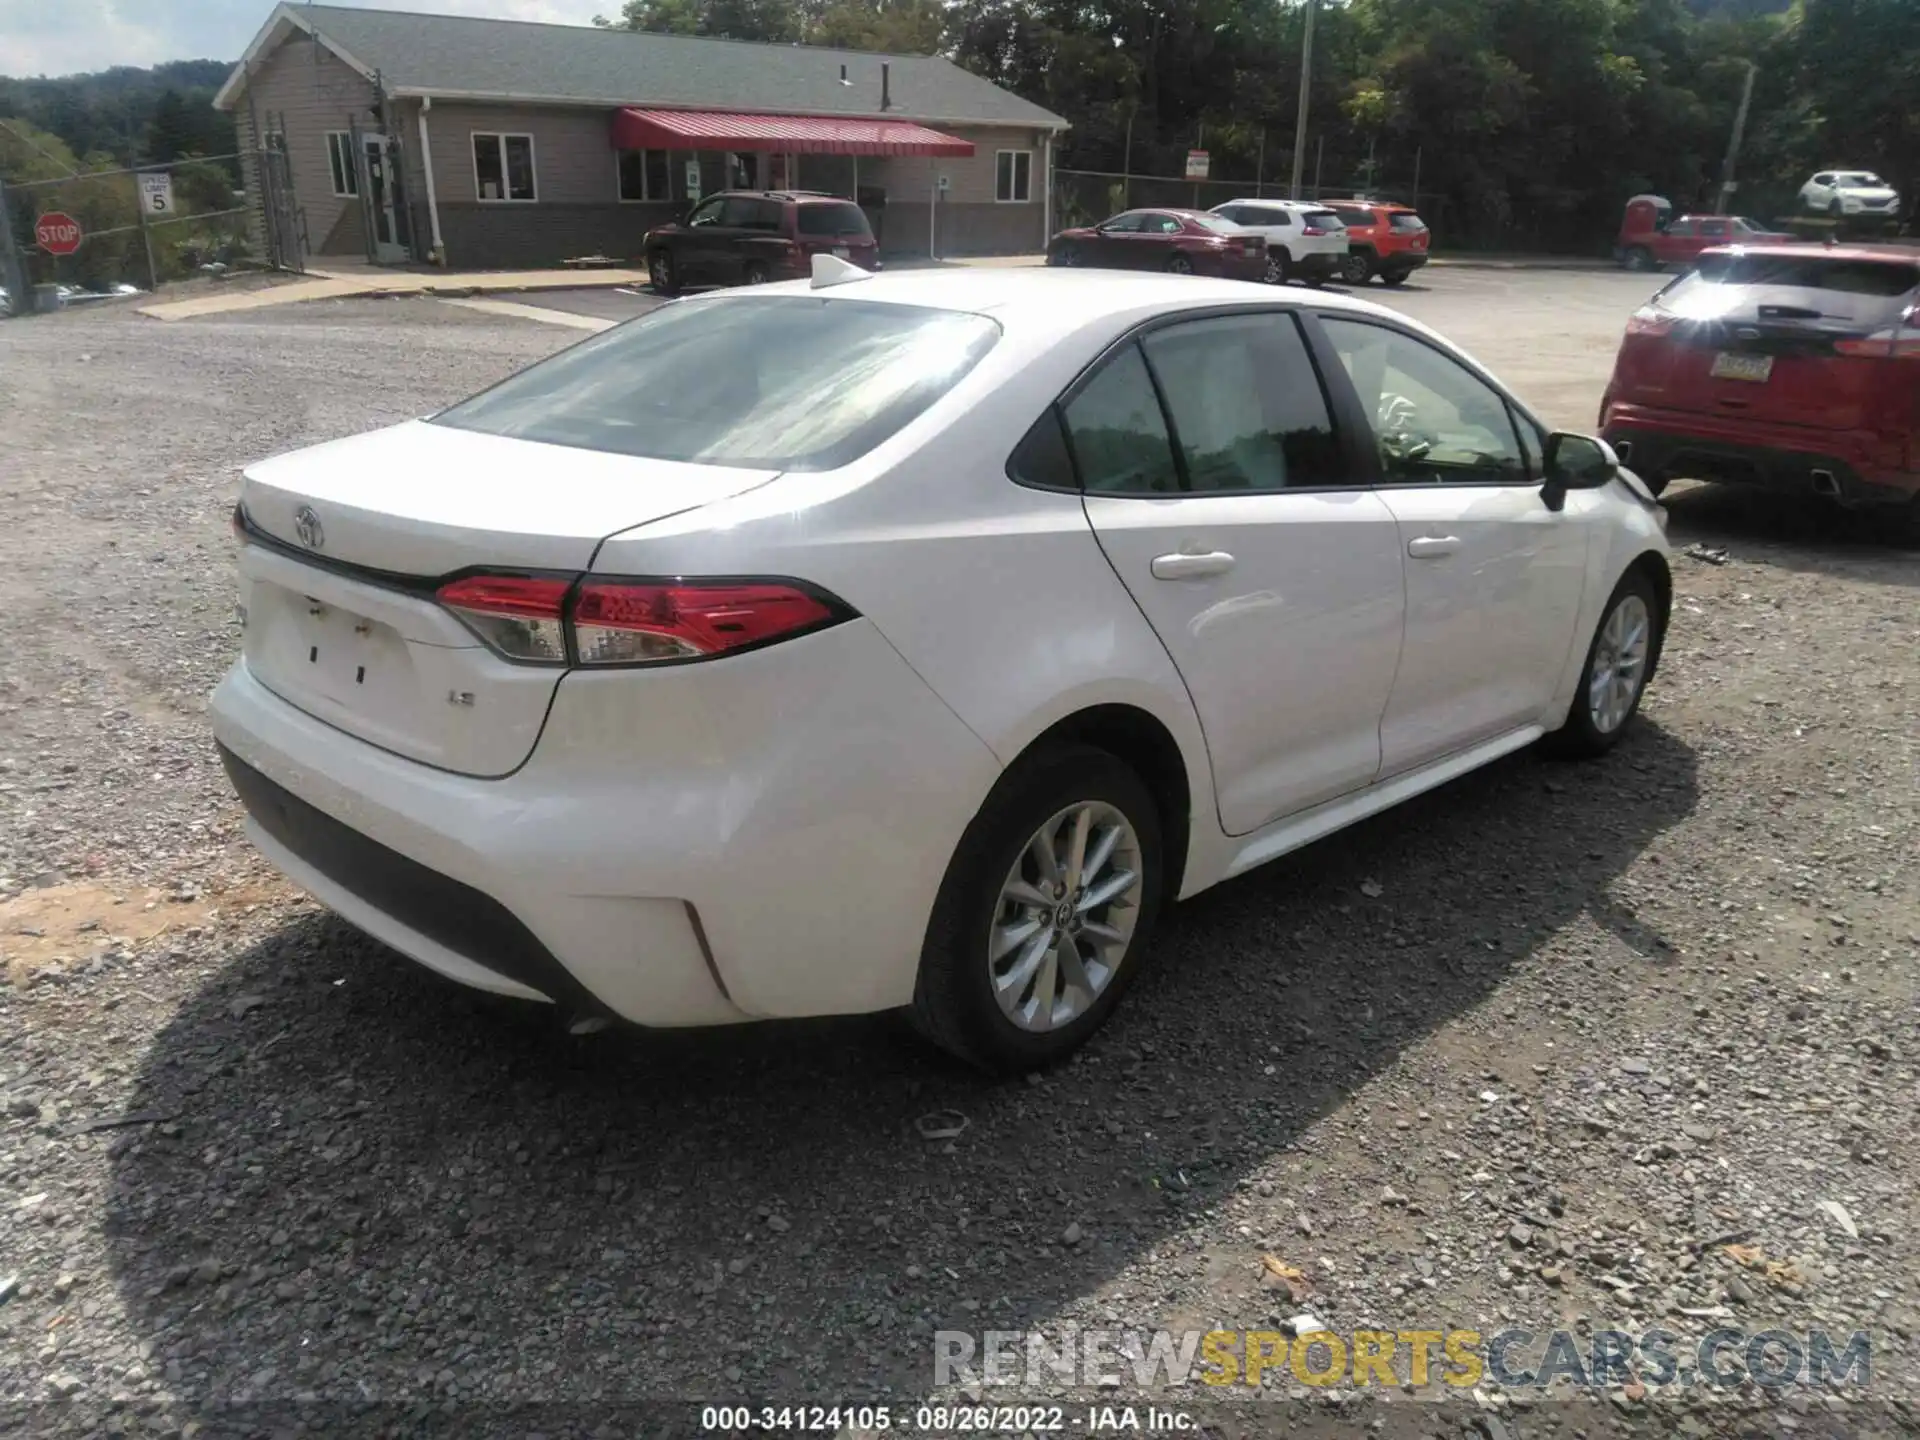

214,4,1069,270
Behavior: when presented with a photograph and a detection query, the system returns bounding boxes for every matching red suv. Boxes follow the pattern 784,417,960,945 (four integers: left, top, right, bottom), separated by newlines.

1600,244,1920,526
644,191,879,295
1324,200,1431,286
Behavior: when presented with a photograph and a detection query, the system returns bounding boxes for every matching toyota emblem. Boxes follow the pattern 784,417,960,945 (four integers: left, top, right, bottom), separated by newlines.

293,504,325,550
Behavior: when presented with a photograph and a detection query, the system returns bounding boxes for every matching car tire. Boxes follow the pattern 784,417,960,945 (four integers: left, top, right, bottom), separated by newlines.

910,744,1165,1075
1379,269,1410,287
1057,245,1083,267
1340,252,1374,285
742,260,769,285
1166,253,1194,275
1265,249,1290,285
1623,246,1656,272
648,250,679,297
1541,569,1663,760
1303,272,1327,289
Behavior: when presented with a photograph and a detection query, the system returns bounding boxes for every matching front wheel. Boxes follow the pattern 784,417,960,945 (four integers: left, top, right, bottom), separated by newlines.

1166,253,1194,275
1379,269,1410,287
1264,249,1290,285
1055,245,1083,267
1623,245,1656,272
910,745,1165,1074
1542,571,1661,759
741,260,769,285
1339,252,1374,285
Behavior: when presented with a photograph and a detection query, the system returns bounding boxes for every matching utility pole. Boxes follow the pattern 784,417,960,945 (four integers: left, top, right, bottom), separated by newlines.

1122,107,1135,210
0,180,33,315
1717,62,1757,215
1288,0,1318,200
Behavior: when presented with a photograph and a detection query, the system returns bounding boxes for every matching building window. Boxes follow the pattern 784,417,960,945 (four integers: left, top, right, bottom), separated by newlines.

995,149,1033,204
616,148,671,202
325,132,358,197
473,133,537,202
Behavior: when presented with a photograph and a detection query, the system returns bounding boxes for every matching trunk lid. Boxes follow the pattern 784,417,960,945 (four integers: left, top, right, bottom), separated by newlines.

238,420,777,776
1614,254,1919,432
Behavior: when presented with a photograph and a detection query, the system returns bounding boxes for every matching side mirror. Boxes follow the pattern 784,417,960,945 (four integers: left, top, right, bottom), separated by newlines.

1541,432,1619,511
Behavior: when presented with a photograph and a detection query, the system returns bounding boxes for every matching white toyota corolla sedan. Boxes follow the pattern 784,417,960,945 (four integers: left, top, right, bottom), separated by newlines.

212,260,1671,1073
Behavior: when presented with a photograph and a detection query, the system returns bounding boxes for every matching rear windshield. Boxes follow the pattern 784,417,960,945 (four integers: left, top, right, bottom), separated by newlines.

796,202,872,239
1388,212,1428,231
1656,254,1919,326
1329,205,1375,226
434,296,999,471
1301,209,1344,228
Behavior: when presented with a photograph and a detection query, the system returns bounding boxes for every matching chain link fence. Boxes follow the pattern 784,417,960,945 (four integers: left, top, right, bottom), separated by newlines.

1,146,302,318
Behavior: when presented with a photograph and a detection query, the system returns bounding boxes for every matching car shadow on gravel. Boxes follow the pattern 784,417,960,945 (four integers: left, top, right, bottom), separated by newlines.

1662,481,1920,584
102,723,1697,1407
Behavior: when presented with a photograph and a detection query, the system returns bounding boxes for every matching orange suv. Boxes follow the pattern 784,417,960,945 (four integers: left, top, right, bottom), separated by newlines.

1324,200,1431,286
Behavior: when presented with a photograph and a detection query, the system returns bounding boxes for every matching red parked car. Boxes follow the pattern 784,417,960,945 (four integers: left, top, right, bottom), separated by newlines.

1046,209,1267,280
643,191,879,296
1615,196,1793,272
1322,200,1431,285
1600,244,1920,528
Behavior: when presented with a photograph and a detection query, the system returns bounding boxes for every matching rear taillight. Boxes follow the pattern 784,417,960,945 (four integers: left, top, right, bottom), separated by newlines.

1834,333,1920,359
572,581,839,665
1302,225,1330,236
1625,307,1677,338
437,574,847,667
437,574,572,664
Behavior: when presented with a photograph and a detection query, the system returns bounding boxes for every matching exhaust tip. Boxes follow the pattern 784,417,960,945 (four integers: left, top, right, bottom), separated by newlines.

1811,469,1840,497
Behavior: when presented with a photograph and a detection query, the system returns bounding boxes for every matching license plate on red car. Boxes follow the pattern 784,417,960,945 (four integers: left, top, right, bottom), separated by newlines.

1710,352,1774,383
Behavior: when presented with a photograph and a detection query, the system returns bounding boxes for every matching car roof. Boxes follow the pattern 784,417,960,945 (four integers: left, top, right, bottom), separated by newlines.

1214,197,1322,209
1695,242,1920,264
710,189,854,202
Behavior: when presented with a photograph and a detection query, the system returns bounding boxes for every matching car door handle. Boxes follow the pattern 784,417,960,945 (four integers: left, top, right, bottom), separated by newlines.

1406,535,1460,558
1150,550,1236,580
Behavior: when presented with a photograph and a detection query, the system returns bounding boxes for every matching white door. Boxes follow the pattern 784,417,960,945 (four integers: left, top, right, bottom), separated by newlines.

360,135,407,264
1318,316,1590,776
1071,311,1406,836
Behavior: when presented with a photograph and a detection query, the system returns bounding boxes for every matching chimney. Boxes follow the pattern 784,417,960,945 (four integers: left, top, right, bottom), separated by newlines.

881,62,891,111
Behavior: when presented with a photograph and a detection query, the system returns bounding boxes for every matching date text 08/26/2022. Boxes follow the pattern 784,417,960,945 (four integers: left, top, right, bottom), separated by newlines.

700,1405,1195,1432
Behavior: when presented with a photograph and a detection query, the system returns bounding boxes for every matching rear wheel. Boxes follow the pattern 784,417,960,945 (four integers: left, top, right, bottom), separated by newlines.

648,250,679,297
1623,245,1656,272
1542,571,1661,759
741,260,769,285
1340,251,1374,285
911,745,1165,1074
1166,253,1194,275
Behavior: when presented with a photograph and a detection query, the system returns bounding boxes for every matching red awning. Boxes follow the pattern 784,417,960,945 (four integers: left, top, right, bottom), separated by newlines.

610,108,975,157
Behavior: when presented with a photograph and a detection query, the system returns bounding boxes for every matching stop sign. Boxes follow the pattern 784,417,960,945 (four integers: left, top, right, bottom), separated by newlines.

35,211,83,256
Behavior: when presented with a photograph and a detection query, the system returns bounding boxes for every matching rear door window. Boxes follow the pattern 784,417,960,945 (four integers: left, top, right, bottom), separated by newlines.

435,296,998,471
1139,314,1344,491
1061,347,1181,496
796,202,872,238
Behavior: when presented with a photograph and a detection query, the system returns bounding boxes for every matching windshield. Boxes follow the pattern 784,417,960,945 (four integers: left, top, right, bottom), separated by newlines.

1839,173,1884,187
1655,254,1919,326
434,296,1000,471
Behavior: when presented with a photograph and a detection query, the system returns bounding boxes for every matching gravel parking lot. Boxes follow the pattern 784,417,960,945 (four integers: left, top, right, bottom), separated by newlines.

1,271,1916,1436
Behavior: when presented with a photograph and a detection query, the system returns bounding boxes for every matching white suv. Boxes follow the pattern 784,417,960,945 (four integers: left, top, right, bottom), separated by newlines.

1209,199,1347,286
1798,170,1902,219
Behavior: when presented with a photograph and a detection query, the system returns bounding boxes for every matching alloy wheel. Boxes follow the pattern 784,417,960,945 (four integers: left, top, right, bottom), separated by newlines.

1264,253,1286,284
987,802,1142,1033
1167,255,1194,275
1588,593,1651,734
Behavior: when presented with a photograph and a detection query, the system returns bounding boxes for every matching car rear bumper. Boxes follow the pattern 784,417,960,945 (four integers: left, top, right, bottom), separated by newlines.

1603,405,1918,505
210,617,1001,1026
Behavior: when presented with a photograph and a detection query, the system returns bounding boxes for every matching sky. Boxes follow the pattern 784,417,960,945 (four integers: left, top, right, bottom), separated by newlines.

0,0,608,78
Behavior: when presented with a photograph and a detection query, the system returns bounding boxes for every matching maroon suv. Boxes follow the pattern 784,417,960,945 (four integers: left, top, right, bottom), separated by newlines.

1600,244,1920,528
644,191,880,295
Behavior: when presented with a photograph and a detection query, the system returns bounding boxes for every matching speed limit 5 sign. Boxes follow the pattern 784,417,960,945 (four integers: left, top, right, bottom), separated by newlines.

138,172,175,216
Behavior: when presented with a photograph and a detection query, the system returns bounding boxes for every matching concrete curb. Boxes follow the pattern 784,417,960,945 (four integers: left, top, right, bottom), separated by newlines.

135,266,651,321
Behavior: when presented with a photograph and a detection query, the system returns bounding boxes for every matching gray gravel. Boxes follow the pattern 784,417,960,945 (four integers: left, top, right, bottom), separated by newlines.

2,280,1918,1437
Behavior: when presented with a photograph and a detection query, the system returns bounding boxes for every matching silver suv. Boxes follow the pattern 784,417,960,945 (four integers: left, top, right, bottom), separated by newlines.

1208,199,1347,286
